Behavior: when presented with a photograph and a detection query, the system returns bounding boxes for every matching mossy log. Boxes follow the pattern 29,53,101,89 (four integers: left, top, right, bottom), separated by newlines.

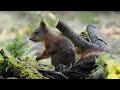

0,49,44,79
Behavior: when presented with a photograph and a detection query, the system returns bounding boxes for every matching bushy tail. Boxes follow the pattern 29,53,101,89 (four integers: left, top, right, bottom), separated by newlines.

76,48,104,64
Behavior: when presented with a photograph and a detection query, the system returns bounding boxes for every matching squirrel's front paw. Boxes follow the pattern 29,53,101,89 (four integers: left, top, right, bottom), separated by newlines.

36,56,42,61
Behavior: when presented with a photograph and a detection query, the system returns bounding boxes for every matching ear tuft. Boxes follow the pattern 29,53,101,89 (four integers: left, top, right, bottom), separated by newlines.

39,18,46,28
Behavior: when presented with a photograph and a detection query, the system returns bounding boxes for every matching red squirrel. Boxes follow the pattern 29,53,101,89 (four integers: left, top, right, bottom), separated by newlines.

30,18,75,67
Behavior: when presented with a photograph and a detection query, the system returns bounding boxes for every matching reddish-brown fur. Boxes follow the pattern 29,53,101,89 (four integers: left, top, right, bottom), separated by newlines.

76,48,104,64
30,19,75,67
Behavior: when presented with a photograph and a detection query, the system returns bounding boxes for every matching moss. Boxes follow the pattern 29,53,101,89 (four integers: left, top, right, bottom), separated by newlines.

0,51,43,79
92,53,120,79
103,59,120,79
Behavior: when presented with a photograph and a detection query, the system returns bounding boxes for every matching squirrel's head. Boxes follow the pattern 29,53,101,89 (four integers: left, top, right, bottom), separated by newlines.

30,18,48,42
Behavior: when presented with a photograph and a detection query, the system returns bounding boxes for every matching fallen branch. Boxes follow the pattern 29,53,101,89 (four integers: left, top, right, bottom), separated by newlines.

86,25,109,52
38,58,97,79
0,49,43,79
55,19,109,52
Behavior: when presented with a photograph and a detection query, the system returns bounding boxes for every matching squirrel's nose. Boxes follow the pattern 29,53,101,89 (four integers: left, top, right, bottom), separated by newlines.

30,38,32,40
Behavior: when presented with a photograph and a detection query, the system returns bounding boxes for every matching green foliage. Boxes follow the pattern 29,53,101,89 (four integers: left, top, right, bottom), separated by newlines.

0,34,53,79
0,35,29,58
20,56,54,72
92,53,120,79
0,53,43,79
103,59,120,79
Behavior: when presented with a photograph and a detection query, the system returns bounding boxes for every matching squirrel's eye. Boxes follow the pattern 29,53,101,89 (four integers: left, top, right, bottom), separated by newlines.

35,31,39,34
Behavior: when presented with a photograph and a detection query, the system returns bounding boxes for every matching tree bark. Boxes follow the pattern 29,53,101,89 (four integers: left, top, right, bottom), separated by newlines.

86,24,109,52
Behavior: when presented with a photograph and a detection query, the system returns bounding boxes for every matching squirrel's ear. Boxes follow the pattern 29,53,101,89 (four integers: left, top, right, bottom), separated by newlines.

39,18,46,29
